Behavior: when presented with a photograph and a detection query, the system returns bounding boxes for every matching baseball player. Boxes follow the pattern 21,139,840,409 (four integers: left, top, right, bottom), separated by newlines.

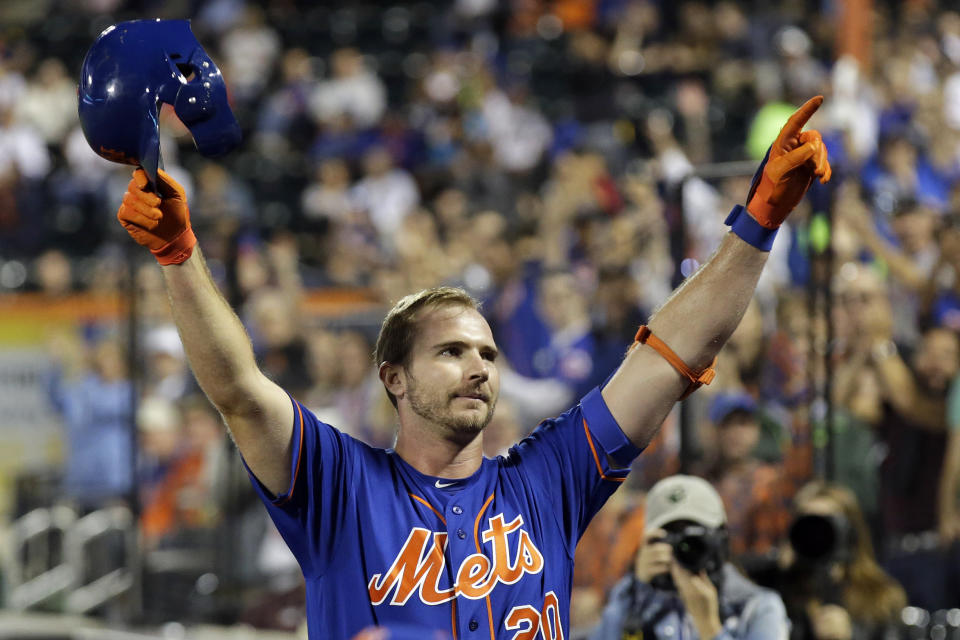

116,97,830,638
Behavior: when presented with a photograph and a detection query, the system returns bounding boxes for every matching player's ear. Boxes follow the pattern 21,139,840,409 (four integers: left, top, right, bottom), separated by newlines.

379,361,406,400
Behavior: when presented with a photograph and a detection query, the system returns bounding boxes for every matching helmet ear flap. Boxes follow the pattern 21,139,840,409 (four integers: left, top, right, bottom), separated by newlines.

160,52,209,125
172,83,210,124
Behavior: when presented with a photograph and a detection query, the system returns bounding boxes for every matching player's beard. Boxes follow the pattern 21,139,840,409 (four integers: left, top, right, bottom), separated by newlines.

406,371,497,439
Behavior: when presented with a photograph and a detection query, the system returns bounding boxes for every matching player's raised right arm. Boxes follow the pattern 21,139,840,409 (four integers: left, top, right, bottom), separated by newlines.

118,169,294,496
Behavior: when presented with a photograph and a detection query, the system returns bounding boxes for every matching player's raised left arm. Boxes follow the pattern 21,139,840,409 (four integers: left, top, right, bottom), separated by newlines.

603,96,831,449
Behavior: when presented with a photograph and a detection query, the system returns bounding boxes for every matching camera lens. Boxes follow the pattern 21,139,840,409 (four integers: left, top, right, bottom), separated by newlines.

673,532,710,573
790,514,837,560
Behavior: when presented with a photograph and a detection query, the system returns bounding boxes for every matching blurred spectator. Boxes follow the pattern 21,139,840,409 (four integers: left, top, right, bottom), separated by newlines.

31,248,74,295
572,488,646,632
350,146,421,248
590,264,648,387
140,395,223,549
480,397,523,459
53,126,127,255
256,47,319,148
328,330,394,448
702,392,792,562
393,209,454,291
138,396,183,540
764,291,810,409
143,324,192,402
136,261,179,323
628,412,683,491
245,286,310,397
837,188,939,348
301,158,354,223
829,57,880,164
219,6,281,105
534,269,597,400
922,211,960,331
0,96,51,254
310,48,386,129
871,326,959,609
497,365,575,434
323,207,383,286
591,475,789,640
774,26,827,104
760,482,906,640
467,211,550,380
828,264,892,522
711,301,789,465
190,161,256,235
861,133,949,214
479,85,552,174
617,170,672,305
939,372,960,548
47,331,134,510
714,300,766,395
303,326,343,410
14,57,76,144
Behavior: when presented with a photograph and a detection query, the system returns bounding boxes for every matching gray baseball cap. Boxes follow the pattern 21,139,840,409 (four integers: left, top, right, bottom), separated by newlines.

644,475,727,533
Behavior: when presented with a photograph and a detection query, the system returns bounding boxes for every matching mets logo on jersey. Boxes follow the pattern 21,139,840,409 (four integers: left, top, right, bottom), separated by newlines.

367,513,544,605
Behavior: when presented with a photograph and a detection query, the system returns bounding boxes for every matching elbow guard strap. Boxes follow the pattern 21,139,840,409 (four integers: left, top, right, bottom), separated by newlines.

633,325,717,400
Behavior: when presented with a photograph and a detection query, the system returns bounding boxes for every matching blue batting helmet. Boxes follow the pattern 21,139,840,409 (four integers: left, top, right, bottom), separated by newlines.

78,19,241,183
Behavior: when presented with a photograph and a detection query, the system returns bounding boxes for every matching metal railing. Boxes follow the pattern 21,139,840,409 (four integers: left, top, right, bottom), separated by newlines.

4,505,137,616
4,505,77,610
63,506,137,615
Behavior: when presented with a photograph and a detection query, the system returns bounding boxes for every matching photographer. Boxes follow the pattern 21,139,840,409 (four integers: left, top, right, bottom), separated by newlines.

766,482,906,640
591,475,789,640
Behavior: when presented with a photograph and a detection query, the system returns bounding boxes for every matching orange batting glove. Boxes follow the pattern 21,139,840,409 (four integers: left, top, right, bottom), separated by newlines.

726,95,832,250
748,95,831,227
117,168,196,265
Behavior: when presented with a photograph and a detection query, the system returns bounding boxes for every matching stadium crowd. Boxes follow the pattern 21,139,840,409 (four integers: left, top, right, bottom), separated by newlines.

4,0,960,637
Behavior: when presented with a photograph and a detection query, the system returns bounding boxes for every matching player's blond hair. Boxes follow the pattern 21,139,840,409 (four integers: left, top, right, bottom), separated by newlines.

374,286,481,408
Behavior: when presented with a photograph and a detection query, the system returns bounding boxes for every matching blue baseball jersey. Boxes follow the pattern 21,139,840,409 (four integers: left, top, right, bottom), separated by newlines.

244,386,642,639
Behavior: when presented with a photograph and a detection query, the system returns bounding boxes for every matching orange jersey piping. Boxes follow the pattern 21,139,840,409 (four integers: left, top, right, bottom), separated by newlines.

275,401,306,505
408,494,447,526
474,493,496,639
582,418,626,483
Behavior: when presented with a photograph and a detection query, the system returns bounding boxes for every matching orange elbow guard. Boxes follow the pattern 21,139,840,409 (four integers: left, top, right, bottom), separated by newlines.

632,325,716,400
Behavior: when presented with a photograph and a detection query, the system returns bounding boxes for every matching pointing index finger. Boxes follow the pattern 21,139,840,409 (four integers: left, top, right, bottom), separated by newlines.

782,95,824,139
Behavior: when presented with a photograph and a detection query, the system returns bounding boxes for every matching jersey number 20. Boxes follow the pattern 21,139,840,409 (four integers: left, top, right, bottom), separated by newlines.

504,590,564,640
